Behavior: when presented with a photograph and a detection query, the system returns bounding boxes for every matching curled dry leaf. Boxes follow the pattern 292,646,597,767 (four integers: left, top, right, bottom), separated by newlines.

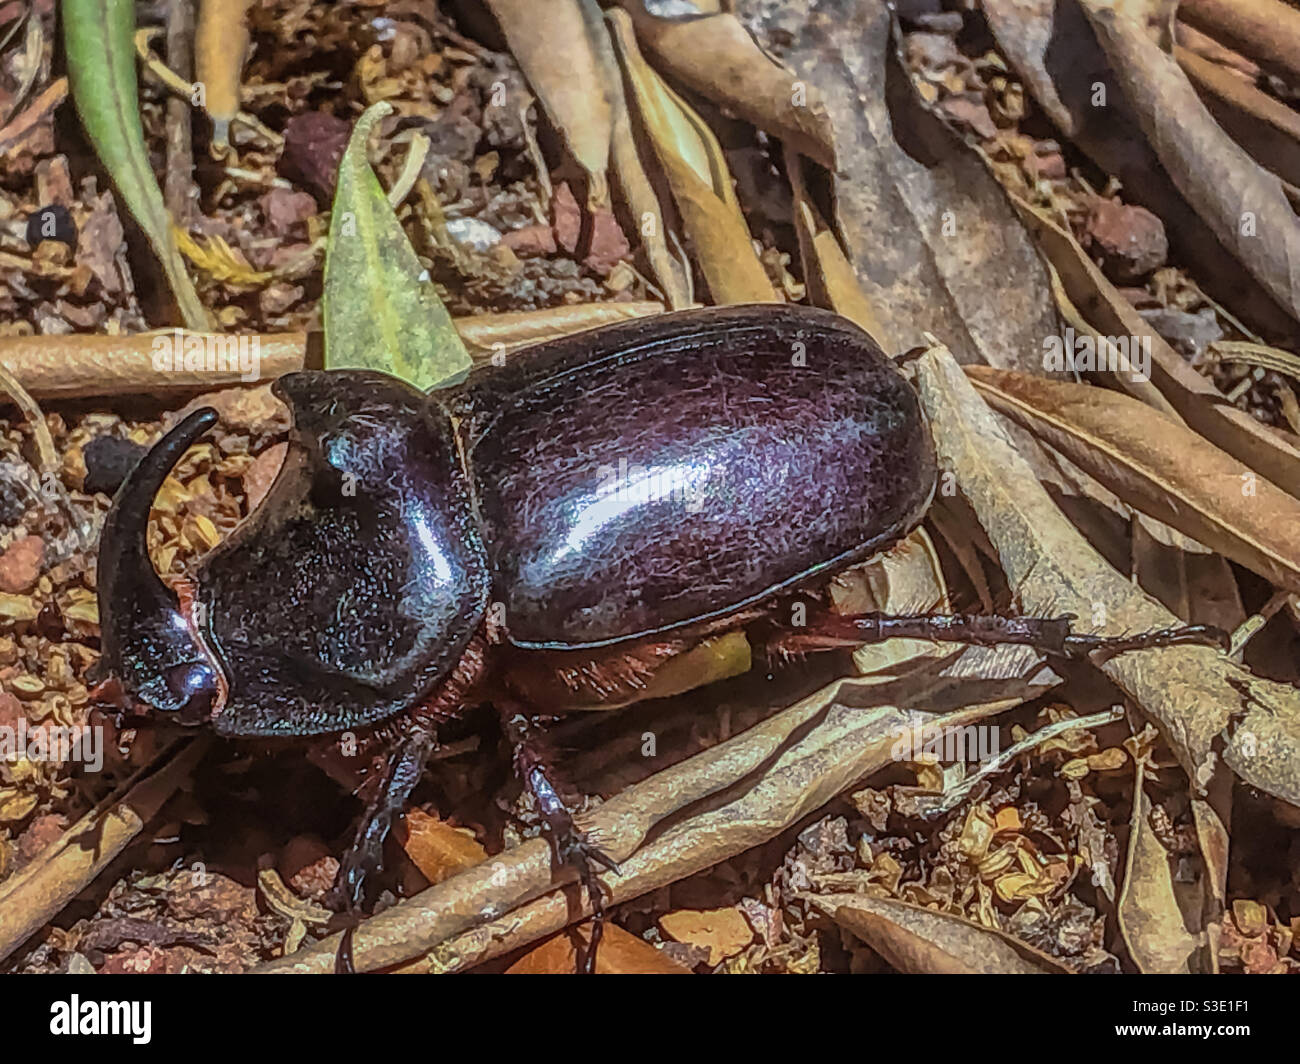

588,6,692,309
607,9,777,304
1044,261,1183,420
965,366,1300,596
1118,757,1204,973
739,0,1059,371
195,0,254,146
1174,19,1260,77
1177,46,1300,192
1014,198,1300,500
914,343,1300,812
808,893,1071,974
831,528,954,679
1178,0,1300,82
1079,0,1300,326
785,144,886,342
615,1,836,169
485,0,612,207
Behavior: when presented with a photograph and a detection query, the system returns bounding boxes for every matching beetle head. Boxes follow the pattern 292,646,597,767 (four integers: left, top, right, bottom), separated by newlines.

96,409,224,726
96,373,490,739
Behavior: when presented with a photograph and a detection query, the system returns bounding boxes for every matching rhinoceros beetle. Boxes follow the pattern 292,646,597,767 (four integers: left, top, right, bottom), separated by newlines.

94,304,1225,972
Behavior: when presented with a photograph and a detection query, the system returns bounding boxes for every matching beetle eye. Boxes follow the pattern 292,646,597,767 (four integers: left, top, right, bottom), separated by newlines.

163,662,218,725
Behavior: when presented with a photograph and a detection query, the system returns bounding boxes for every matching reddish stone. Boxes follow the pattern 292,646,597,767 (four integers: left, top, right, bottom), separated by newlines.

0,535,44,593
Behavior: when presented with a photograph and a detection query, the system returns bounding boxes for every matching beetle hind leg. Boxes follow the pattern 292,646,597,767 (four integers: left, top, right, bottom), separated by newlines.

763,607,1229,661
500,703,618,974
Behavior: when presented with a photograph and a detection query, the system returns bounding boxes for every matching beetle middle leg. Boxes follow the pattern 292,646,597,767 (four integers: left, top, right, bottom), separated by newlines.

763,607,1229,662
499,702,618,973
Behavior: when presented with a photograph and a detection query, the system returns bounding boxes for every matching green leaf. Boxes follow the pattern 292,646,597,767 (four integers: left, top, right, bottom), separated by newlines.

323,102,470,390
63,0,210,330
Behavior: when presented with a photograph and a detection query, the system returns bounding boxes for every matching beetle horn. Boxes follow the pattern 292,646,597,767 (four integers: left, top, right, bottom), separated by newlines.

97,408,219,712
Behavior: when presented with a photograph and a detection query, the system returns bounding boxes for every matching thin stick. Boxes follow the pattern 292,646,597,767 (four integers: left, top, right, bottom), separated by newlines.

0,737,210,963
255,688,1018,973
0,303,672,399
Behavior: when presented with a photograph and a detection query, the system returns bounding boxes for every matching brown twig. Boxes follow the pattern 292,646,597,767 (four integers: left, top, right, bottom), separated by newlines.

0,737,210,964
0,303,670,399
254,679,1022,973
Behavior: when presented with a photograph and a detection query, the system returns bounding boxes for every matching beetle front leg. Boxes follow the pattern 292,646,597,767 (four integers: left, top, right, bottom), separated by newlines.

765,609,1229,662
328,726,438,973
499,703,618,974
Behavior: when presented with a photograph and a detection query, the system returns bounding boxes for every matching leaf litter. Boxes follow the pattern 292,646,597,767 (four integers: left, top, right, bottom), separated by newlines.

2,0,1300,976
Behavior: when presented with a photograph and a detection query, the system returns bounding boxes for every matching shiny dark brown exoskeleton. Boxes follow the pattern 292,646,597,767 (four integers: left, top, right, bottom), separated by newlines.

95,305,1225,971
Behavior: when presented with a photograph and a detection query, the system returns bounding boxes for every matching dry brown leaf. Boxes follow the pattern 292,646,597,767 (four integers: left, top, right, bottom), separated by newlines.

608,9,777,304
1079,0,1300,325
504,923,690,974
740,0,1061,373
966,366,1300,595
397,809,488,886
594,15,692,310
658,906,754,966
832,528,950,678
1014,198,1300,499
615,2,836,169
1179,0,1300,81
810,894,1070,974
1118,758,1203,972
1130,517,1247,633
1175,19,1260,76
195,0,253,146
915,344,1300,812
1177,46,1300,191
486,0,612,206
785,145,886,343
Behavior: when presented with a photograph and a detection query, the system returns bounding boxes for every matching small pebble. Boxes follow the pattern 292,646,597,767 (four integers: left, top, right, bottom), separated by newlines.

25,204,76,249
1086,199,1168,283
0,535,44,594
279,112,352,205
445,216,502,252
83,436,147,496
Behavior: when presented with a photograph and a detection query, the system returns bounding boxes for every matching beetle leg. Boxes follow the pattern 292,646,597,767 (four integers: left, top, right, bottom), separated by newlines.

765,610,1229,661
328,726,437,973
499,704,618,974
